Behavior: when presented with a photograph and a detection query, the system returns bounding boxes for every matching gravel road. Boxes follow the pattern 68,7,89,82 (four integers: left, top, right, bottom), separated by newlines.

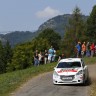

11,64,96,96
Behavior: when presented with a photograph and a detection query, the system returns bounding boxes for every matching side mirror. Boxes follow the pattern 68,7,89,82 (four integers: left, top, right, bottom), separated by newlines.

54,67,56,70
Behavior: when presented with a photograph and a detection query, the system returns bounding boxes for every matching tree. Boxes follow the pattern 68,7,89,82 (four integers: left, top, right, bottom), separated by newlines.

85,5,96,42
7,38,50,71
8,45,33,71
3,41,13,72
0,41,5,73
36,28,61,49
31,38,50,51
61,6,86,57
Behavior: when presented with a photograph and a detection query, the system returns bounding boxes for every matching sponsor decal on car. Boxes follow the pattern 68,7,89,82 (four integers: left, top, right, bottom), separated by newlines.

57,69,77,73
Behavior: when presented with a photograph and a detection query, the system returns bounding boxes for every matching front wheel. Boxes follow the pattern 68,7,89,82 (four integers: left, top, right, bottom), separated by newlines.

82,74,86,85
83,74,89,86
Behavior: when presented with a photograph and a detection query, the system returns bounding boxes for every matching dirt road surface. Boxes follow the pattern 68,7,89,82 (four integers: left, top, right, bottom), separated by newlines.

11,64,96,96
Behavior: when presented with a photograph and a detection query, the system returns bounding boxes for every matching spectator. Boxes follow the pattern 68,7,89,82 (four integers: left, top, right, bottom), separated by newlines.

58,53,65,62
52,48,56,62
81,42,86,57
38,51,43,64
75,42,81,58
90,43,95,57
33,50,39,66
86,42,90,57
44,50,48,64
94,43,96,55
48,46,54,63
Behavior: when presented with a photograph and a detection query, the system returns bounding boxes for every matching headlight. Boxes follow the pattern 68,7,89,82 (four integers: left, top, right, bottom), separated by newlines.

53,71,59,76
76,70,83,75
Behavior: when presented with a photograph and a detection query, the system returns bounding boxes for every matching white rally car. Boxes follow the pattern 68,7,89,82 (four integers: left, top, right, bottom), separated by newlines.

53,58,89,84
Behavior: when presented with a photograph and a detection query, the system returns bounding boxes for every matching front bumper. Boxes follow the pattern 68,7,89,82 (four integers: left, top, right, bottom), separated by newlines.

53,75,84,84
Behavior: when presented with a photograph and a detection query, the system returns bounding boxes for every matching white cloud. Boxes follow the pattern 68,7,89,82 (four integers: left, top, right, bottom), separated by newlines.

36,6,61,18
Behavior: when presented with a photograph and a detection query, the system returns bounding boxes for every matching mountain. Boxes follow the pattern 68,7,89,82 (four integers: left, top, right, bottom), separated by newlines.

0,36,7,45
0,31,37,47
38,14,88,37
0,14,88,47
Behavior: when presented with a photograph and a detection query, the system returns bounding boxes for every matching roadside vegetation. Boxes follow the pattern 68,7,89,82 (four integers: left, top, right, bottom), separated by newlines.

0,62,57,96
83,57,96,65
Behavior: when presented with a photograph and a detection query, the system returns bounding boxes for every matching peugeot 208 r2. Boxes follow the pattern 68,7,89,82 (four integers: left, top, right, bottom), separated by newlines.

53,58,88,84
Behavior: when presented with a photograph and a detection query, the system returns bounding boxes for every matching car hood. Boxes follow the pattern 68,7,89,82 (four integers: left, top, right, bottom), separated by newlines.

55,68,81,75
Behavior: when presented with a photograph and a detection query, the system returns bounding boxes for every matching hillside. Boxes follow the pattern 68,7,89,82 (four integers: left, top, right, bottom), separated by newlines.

38,14,88,37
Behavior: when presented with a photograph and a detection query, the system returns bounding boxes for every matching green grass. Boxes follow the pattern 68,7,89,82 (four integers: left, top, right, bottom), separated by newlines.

0,62,57,96
83,57,96,65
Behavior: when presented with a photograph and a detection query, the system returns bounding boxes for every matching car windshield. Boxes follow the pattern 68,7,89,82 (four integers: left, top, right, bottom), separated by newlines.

57,62,81,68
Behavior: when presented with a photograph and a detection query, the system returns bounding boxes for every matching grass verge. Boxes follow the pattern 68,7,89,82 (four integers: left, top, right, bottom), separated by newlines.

83,57,96,65
90,79,96,96
0,62,57,96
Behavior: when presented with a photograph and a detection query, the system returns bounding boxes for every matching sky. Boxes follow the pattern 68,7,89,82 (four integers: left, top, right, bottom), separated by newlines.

0,0,96,34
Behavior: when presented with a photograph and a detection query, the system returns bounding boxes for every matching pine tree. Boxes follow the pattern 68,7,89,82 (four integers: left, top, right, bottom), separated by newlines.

61,6,86,57
4,41,13,72
0,41,5,73
86,5,96,42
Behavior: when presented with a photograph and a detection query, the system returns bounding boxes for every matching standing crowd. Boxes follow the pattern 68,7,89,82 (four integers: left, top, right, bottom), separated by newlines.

33,46,56,66
33,41,96,66
75,41,96,58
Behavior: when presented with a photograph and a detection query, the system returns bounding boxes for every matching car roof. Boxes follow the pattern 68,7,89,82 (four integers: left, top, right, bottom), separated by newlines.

59,58,82,63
